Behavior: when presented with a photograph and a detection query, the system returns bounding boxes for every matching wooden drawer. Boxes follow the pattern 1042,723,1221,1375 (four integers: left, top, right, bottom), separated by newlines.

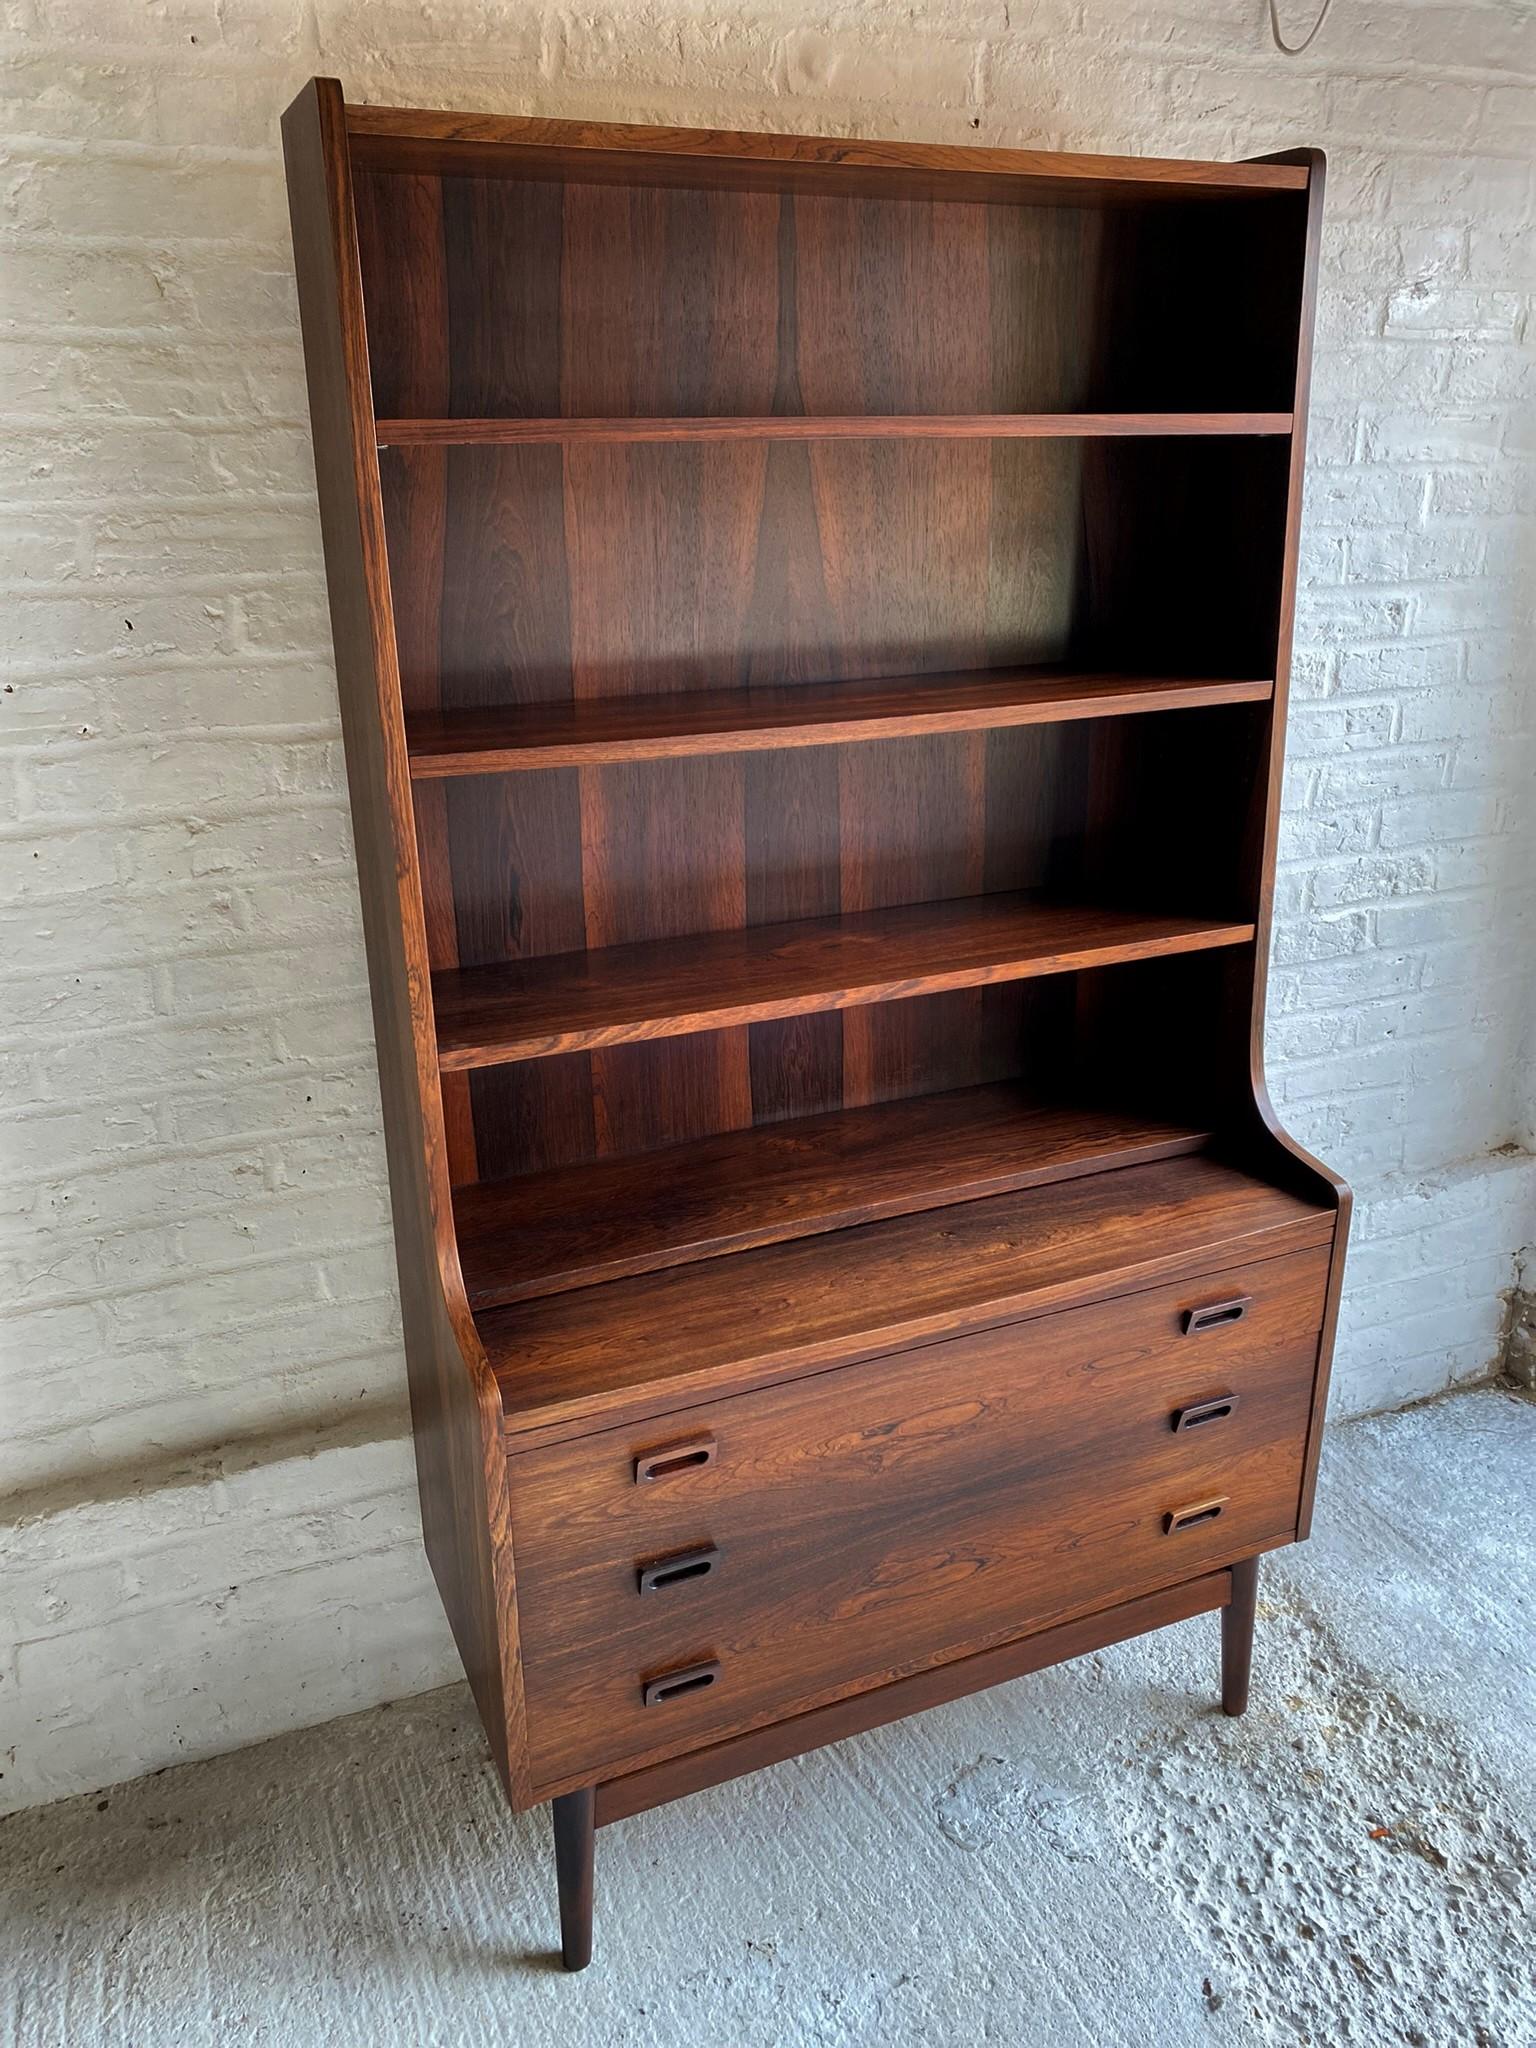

507,1243,1329,1791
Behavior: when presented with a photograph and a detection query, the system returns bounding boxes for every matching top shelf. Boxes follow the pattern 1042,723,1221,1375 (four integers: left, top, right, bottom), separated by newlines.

375,412,1294,449
346,104,1312,208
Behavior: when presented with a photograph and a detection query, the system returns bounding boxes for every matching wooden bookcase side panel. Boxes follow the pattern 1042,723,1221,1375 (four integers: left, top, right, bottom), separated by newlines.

282,81,535,1806
1229,151,1353,1536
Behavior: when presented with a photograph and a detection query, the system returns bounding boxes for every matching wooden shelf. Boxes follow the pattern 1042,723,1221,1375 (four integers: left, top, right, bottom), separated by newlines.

406,671,1273,777
346,106,1311,205
482,1153,1334,1440
432,894,1256,1071
377,411,1293,448
454,1084,1212,1309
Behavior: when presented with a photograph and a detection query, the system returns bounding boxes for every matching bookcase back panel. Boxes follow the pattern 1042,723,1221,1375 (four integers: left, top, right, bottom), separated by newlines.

462,977,1075,1185
420,728,1083,965
1076,437,1292,675
1071,948,1256,1126
379,437,1085,711
1085,701,1271,924
352,171,1304,418
377,434,1287,734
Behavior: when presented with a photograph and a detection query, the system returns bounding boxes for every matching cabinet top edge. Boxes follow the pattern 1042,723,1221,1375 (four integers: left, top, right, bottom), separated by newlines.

328,90,1314,200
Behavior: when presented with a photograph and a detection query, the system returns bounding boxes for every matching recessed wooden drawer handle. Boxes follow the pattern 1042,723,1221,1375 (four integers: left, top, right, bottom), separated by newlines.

633,1435,718,1485
641,1660,722,1707
1164,1496,1229,1535
637,1545,721,1596
1171,1393,1240,1433
1183,1296,1251,1334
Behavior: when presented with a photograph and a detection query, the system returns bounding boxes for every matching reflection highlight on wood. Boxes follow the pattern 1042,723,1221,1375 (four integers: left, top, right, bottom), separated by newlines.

377,411,1295,447
344,106,1313,205
453,1084,1213,1307
482,1154,1334,1436
432,895,1258,1070
406,671,1275,776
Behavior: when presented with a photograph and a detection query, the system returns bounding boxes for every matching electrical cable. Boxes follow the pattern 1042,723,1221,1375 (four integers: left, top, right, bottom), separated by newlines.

1269,0,1336,55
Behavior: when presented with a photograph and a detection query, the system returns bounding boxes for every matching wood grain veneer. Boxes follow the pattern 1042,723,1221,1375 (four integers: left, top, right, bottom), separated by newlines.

376,411,1294,445
405,670,1273,774
482,1152,1333,1442
593,1569,1235,1823
433,895,1257,1069
281,79,531,1806
453,1084,1210,1308
345,104,1309,204
509,1242,1327,1789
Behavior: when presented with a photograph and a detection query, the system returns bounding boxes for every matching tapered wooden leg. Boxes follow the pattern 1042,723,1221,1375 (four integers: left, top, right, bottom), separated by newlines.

551,1787,595,1971
1222,1556,1259,1717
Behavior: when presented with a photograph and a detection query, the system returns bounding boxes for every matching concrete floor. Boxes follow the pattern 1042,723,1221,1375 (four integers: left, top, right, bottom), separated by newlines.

2,1389,1532,2048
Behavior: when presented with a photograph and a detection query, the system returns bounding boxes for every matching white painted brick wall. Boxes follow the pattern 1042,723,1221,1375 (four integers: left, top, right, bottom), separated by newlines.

2,0,1532,1815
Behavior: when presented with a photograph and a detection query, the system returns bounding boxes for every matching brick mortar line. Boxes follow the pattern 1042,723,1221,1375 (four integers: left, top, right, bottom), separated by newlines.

5,1515,420,1623
6,1272,400,1343
0,984,372,1053
0,1080,379,1151
6,1374,409,1465
2,805,356,834
3,734,344,769
5,1235,400,1331
0,787,351,842
0,927,366,986
0,1108,383,1191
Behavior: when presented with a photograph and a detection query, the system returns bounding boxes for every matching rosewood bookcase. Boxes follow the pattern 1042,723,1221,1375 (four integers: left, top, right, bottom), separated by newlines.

283,78,1348,1971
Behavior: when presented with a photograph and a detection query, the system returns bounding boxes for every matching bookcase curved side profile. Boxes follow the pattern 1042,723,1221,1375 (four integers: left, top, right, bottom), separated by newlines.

282,77,533,1807
1237,148,1351,1536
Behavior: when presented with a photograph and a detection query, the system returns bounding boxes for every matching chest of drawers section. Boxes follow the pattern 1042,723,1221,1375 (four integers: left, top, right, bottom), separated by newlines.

509,1242,1329,1794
